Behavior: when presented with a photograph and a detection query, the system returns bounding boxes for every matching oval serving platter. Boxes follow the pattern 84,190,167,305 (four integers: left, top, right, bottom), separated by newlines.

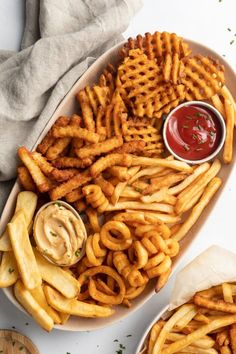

0,39,236,331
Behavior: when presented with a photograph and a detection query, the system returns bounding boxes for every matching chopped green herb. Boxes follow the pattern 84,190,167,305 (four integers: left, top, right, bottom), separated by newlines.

198,140,204,144
192,133,198,140
126,334,132,337
197,125,202,130
114,339,118,342
183,145,190,151
119,344,126,350
8,268,15,274
222,54,226,57
227,28,232,32
230,40,234,45
75,249,81,257
210,131,216,137
186,115,192,120
195,112,205,117
135,187,143,193
43,249,48,254
66,352,71,354
55,202,62,207
50,231,57,237
183,125,189,129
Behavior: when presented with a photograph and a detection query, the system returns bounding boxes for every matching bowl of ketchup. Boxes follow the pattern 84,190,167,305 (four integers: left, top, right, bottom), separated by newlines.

163,101,226,164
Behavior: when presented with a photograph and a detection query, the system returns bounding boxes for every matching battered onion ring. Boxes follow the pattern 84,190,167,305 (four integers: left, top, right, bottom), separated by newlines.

78,265,125,305
86,234,106,266
101,220,132,251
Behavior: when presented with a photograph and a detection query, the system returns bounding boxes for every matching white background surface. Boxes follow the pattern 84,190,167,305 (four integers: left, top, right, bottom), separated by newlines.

0,0,236,353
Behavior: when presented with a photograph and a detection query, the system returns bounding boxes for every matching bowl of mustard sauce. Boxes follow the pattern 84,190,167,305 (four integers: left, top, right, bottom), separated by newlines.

33,201,87,267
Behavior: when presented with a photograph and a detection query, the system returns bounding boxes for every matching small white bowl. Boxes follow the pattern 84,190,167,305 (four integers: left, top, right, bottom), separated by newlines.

33,200,87,266
163,101,226,165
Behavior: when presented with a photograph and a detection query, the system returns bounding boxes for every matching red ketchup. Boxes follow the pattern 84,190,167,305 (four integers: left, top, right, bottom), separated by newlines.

165,105,222,161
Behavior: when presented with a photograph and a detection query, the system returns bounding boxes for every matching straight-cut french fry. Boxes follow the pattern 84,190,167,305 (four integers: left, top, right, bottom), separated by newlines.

173,177,222,242
14,280,54,332
131,156,193,173
106,201,174,213
18,146,51,193
30,285,61,324
223,98,234,164
34,250,80,298
44,285,115,318
161,315,236,354
194,294,236,314
175,160,221,215
0,252,19,287
8,210,42,290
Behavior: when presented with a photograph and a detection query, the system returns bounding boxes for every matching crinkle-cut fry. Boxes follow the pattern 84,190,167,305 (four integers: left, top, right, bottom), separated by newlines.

152,304,196,353
223,98,234,164
107,201,174,213
222,283,234,303
0,251,19,288
76,89,95,132
8,210,42,290
194,294,236,314
105,104,113,138
161,315,236,354
52,157,93,169
17,166,37,192
168,163,210,195
155,267,171,293
49,169,91,200
65,187,83,203
85,208,101,232
172,177,222,242
34,249,80,298
36,130,55,155
143,173,187,195
112,140,146,155
90,153,132,178
211,94,226,119
32,151,78,182
46,137,71,160
52,125,99,144
94,175,114,197
14,280,54,331
175,160,221,214
30,285,61,324
44,284,114,318
77,136,123,159
95,106,107,140
18,146,51,193
131,156,193,173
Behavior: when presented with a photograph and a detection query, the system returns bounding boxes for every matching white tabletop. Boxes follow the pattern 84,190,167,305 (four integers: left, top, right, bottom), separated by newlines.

0,0,236,353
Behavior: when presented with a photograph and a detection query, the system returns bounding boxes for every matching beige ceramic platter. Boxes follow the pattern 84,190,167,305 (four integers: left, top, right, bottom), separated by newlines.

0,39,236,331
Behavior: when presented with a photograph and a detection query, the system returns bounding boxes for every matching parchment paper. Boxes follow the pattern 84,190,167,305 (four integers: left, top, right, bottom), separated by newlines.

169,245,236,310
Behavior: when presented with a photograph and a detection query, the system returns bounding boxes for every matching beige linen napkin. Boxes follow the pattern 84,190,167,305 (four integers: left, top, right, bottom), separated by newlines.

0,0,142,213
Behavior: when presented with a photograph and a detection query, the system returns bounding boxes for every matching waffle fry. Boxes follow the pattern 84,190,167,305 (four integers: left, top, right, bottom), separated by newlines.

121,116,164,157
179,55,225,100
120,31,191,60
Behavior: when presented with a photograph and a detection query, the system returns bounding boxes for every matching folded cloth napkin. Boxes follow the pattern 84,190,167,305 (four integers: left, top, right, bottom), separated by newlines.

0,0,142,214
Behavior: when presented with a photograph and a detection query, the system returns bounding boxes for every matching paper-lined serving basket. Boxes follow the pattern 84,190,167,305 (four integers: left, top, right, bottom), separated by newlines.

136,245,236,353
